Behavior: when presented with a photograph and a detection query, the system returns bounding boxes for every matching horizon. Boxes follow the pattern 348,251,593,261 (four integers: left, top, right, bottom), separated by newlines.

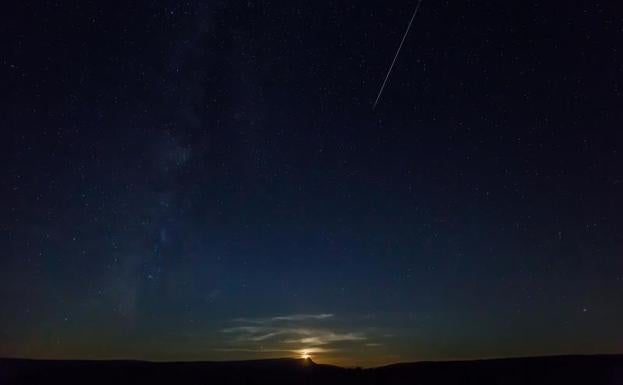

5,355,623,385
2,0,622,369
3,340,623,368
4,352,623,369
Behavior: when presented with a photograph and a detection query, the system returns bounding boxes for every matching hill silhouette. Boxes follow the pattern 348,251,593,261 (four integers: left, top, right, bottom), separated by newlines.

2,354,622,384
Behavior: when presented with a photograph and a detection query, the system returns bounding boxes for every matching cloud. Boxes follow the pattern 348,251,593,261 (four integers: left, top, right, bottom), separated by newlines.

233,313,334,324
214,347,334,354
283,331,365,345
223,326,365,345
271,314,334,322
221,313,372,357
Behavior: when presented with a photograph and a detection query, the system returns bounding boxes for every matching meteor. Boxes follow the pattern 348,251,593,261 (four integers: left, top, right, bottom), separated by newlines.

373,0,424,109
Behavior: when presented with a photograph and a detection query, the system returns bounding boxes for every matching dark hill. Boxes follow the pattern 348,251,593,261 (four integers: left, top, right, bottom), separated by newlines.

371,355,623,385
1,354,622,385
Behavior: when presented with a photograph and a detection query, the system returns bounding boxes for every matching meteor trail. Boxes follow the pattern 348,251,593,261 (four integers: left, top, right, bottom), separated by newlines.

373,0,424,110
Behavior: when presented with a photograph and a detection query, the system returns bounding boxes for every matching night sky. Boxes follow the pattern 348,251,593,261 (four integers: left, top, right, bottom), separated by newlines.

2,0,623,367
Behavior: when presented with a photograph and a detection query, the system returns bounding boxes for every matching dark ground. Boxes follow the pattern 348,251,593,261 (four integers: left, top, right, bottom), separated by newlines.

2,354,622,384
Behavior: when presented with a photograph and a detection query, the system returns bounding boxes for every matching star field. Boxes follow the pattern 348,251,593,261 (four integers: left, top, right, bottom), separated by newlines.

1,0,623,367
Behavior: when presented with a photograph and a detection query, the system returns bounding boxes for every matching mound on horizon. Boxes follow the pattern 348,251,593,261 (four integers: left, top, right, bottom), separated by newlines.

1,354,622,385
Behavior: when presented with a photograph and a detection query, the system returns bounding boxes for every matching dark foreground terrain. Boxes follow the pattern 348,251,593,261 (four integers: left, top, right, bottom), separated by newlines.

2,354,622,385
